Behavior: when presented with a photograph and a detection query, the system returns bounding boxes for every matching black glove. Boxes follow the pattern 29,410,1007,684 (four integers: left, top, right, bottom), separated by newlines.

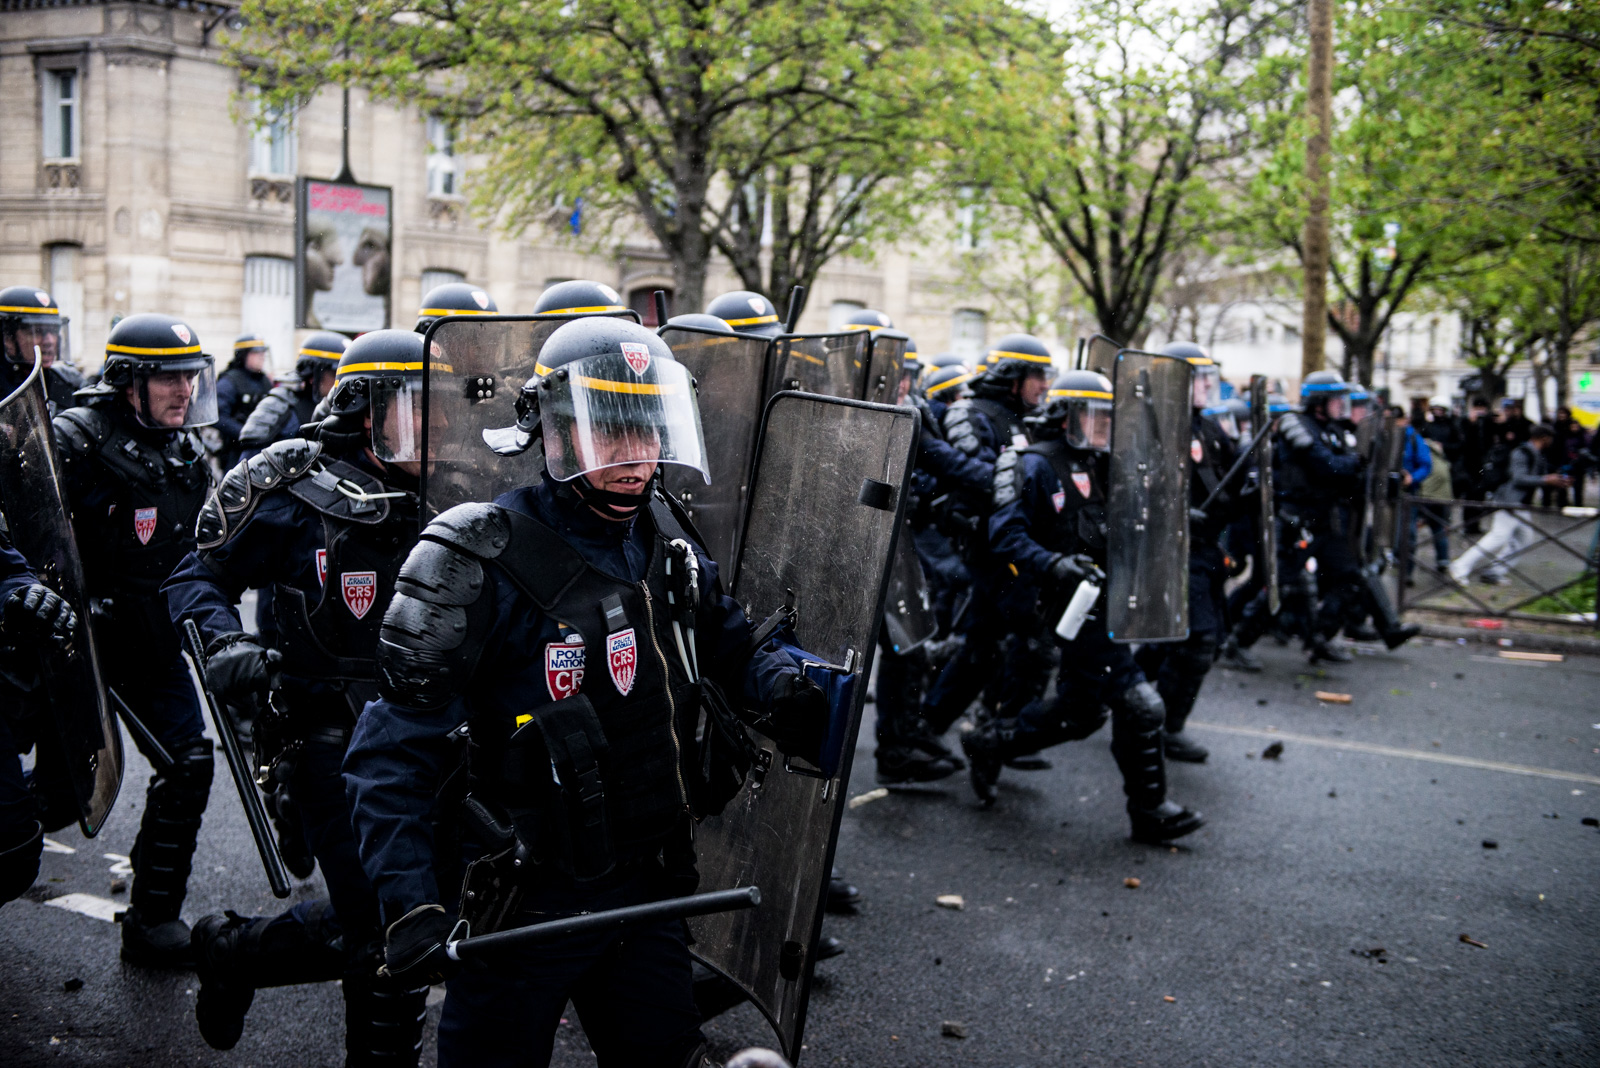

1047,553,1086,587
382,903,461,985
2,584,76,642
762,671,829,765
204,633,281,706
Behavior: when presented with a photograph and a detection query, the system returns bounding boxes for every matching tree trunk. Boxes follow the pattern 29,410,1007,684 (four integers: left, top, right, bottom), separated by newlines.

1301,0,1335,383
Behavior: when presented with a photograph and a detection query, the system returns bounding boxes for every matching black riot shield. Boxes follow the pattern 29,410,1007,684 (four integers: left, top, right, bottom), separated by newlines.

690,392,918,1062
882,533,935,654
1105,350,1192,643
658,326,773,567
1249,376,1280,614
0,357,122,836
1356,406,1403,564
418,313,637,516
1081,333,1123,377
766,331,870,402
860,328,909,404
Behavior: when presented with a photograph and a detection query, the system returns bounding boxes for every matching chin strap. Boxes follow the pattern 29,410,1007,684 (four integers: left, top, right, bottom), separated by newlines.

563,471,657,520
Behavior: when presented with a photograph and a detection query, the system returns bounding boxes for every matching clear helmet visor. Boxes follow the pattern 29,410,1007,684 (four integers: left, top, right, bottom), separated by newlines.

1065,398,1114,452
894,366,917,405
130,357,218,429
1191,364,1222,410
2,316,69,368
538,352,708,484
1349,397,1371,424
368,376,444,463
1324,393,1350,420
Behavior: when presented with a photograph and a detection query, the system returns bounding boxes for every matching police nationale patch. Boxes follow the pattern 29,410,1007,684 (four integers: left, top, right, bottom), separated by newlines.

34,291,50,307
315,549,327,587
546,634,586,700
1072,472,1092,499
341,571,377,619
1191,438,1204,463
1051,490,1066,512
471,289,489,309
606,628,638,696
171,324,192,346
133,507,158,545
619,342,652,375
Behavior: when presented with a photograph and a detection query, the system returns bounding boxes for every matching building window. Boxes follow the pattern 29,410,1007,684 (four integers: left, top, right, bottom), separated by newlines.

828,300,864,332
47,244,83,363
426,115,458,197
249,96,296,177
420,268,466,297
242,255,295,371
951,309,987,359
955,187,989,251
42,69,79,160
629,286,673,328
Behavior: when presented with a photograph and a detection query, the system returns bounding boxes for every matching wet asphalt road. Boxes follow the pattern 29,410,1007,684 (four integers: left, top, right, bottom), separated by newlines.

2,635,1597,1067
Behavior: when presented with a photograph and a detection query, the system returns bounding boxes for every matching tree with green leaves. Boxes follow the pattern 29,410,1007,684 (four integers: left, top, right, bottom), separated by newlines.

230,0,1021,314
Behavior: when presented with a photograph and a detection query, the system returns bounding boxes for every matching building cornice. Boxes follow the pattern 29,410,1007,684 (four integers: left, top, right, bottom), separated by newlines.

1,0,236,14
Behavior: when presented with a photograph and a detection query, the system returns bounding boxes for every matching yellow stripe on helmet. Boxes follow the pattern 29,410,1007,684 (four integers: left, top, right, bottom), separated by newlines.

336,361,451,376
1186,356,1216,366
723,313,778,326
571,375,681,396
107,342,203,357
540,305,628,315
925,372,973,396
234,338,268,350
988,348,1053,364
297,348,345,360
1048,388,1114,400
419,308,495,317
0,305,59,315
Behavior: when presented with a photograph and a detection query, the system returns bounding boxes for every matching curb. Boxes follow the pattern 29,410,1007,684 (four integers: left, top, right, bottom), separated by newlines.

1417,622,1600,656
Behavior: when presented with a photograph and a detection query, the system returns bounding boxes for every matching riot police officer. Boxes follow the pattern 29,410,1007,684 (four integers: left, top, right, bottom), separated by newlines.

236,331,347,457
53,313,218,964
344,317,827,1067
415,281,498,333
164,330,430,1061
0,527,78,905
1133,344,1247,764
216,333,275,467
918,335,1051,736
961,369,1204,844
1,286,81,413
706,289,785,337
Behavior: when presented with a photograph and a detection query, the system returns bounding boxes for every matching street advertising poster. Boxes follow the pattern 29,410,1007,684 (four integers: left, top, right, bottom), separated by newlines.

296,178,392,332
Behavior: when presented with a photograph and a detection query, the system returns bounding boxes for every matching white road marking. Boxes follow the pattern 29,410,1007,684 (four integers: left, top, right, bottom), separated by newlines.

1188,722,1600,786
40,837,77,855
42,893,121,923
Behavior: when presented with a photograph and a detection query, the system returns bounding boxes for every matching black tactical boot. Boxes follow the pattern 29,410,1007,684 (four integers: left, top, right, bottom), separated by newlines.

826,868,860,913
1162,731,1209,763
816,935,846,962
1128,800,1206,844
875,745,961,784
191,912,258,1050
1306,634,1352,664
1382,623,1421,649
1360,572,1422,649
1216,636,1264,672
960,722,1009,807
121,739,214,967
1344,620,1381,642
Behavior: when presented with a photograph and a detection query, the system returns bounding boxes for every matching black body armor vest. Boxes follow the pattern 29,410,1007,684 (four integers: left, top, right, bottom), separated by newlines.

1025,439,1109,561
1275,411,1355,510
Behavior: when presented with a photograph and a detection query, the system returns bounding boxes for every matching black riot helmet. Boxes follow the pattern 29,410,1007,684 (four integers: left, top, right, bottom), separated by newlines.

294,331,347,398
0,285,70,367
101,313,219,429
415,282,497,333
533,279,627,317
920,363,974,402
662,312,734,335
530,317,708,499
1160,340,1222,411
1300,369,1352,421
705,290,783,338
975,333,1053,398
926,352,970,372
326,329,438,463
231,331,270,370
843,308,894,332
1037,369,1114,452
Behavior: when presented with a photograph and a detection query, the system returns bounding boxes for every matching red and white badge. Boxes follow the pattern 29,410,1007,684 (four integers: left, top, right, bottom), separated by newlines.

619,342,652,375
1072,472,1093,498
133,507,158,545
1191,438,1204,463
545,633,586,700
315,549,328,587
171,323,192,346
606,628,638,696
471,289,490,309
1051,490,1066,512
341,571,377,620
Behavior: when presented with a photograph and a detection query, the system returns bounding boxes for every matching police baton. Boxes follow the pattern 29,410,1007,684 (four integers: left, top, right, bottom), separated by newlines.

182,619,293,899
107,687,175,775
1198,419,1276,516
444,886,761,962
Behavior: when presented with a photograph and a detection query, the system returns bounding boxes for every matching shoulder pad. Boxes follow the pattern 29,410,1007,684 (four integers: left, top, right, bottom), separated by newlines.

1280,413,1315,451
247,438,323,490
197,459,254,550
395,539,486,607
238,388,295,448
943,401,982,457
992,448,1022,508
52,406,111,459
379,536,497,710
422,503,513,560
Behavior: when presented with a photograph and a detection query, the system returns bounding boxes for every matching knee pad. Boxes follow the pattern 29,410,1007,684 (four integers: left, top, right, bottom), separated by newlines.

155,737,216,811
1115,681,1166,734
0,819,43,905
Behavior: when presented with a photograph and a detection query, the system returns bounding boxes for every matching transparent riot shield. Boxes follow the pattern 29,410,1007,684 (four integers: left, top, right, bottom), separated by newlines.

419,312,638,516
766,331,870,401
1080,332,1123,377
860,328,909,404
1357,406,1403,564
1249,376,1280,614
690,392,918,1061
1105,349,1192,643
0,357,122,835
882,533,935,654
658,326,773,567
